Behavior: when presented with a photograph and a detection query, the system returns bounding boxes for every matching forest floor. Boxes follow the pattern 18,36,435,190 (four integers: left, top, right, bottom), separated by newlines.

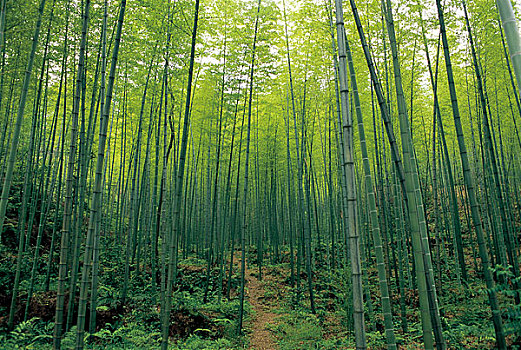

232,251,351,349
242,258,280,349
1,244,520,349
238,251,351,350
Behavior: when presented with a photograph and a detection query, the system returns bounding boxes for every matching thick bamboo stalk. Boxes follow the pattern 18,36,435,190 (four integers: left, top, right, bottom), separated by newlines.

496,0,521,98
334,1,366,348
436,1,506,348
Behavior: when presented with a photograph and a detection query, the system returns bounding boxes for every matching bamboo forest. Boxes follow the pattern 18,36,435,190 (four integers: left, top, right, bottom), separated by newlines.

1,0,521,348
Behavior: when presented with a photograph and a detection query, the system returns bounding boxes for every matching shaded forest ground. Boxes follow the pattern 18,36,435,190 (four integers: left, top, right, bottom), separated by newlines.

1,237,520,349
0,192,519,348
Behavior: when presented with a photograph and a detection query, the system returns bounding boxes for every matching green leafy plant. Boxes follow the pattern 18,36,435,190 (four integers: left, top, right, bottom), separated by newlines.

270,311,323,350
490,265,521,343
0,317,53,349
90,321,161,347
176,334,236,349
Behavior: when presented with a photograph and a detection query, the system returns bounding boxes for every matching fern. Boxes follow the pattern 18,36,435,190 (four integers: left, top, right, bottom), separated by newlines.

0,317,54,349
489,265,521,340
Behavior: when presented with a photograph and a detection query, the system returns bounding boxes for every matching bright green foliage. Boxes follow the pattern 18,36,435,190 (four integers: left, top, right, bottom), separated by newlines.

0,0,520,349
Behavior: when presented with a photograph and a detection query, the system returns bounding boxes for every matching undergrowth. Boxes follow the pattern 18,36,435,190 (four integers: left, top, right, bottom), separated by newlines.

0,258,247,350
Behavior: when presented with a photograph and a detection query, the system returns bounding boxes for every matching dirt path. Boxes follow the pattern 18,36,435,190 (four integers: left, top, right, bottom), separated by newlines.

241,259,279,350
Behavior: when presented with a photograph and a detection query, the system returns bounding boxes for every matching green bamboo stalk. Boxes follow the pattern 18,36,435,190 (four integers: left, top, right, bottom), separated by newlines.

160,0,200,347
237,0,261,334
349,1,436,347
381,1,445,347
346,36,396,349
0,0,46,240
285,0,314,311
436,1,506,347
419,7,468,283
75,1,125,347
462,0,520,296
334,2,366,347
496,0,521,97
52,0,89,345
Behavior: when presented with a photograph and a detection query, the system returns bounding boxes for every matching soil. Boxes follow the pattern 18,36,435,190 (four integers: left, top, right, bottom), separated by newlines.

0,290,125,332
169,308,222,339
240,256,279,350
